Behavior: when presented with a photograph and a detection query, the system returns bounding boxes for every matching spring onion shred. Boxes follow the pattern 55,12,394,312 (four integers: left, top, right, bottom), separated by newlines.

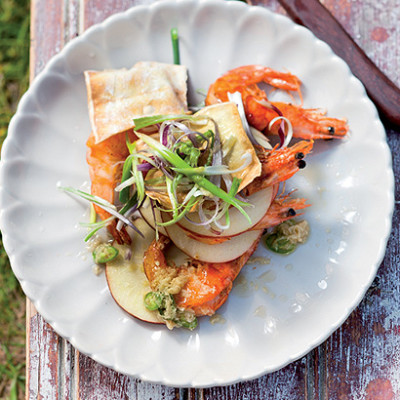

228,91,259,145
132,113,253,227
119,154,134,203
81,216,114,242
134,114,194,131
116,202,138,232
135,131,252,224
115,175,136,192
172,152,251,176
59,186,143,237
65,105,258,242
170,28,180,65
130,143,146,205
89,203,97,224
149,198,159,240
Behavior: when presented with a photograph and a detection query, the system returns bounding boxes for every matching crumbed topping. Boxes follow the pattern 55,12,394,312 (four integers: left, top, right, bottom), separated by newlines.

279,220,309,244
152,265,194,295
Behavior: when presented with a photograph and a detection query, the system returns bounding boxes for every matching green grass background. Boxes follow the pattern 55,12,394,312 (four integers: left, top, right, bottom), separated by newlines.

0,0,30,399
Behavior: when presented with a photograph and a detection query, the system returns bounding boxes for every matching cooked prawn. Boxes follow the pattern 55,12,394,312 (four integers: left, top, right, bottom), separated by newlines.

246,97,348,140
143,232,262,316
142,192,308,318
243,140,314,196
86,126,311,245
206,65,348,140
87,131,137,245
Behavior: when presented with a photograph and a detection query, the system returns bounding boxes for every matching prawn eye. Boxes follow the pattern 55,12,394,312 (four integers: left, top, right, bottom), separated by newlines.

287,208,296,217
328,126,335,134
297,160,306,169
295,152,304,159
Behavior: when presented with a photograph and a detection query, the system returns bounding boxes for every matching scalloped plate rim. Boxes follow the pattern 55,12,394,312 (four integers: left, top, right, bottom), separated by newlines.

0,0,394,388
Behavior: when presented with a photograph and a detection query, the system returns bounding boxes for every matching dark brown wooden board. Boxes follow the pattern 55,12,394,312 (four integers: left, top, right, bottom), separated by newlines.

277,0,400,127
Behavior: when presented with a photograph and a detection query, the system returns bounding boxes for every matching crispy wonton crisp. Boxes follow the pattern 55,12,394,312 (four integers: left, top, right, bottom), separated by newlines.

85,61,188,143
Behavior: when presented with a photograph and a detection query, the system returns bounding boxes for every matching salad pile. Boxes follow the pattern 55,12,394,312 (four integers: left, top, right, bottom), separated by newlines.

62,30,347,330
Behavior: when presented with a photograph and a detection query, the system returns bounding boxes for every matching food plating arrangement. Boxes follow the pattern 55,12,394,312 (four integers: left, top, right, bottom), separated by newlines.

60,31,350,330
1,1,393,387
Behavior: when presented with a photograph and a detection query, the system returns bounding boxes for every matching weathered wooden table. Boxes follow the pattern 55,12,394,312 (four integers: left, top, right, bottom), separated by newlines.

27,0,400,398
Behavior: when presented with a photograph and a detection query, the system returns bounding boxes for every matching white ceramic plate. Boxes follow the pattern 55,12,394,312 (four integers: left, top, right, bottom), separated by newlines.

0,0,394,388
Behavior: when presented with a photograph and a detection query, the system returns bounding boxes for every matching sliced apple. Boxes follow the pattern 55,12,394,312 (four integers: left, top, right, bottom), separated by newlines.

106,219,162,323
181,185,280,245
179,230,231,245
139,197,168,236
177,186,273,239
163,212,264,263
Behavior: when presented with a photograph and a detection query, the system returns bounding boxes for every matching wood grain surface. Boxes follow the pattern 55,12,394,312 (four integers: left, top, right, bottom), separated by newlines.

276,0,400,127
26,0,400,398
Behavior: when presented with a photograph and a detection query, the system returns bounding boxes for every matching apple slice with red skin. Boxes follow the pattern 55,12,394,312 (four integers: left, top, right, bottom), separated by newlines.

177,186,276,244
106,213,265,322
163,211,264,263
105,219,162,324
139,198,168,236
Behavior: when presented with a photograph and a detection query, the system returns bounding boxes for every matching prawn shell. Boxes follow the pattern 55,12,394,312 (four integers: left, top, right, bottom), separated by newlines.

206,64,348,140
143,232,263,316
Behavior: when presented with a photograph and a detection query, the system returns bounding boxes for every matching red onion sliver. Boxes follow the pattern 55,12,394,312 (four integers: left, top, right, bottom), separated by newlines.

160,123,170,146
137,162,153,172
253,98,288,147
